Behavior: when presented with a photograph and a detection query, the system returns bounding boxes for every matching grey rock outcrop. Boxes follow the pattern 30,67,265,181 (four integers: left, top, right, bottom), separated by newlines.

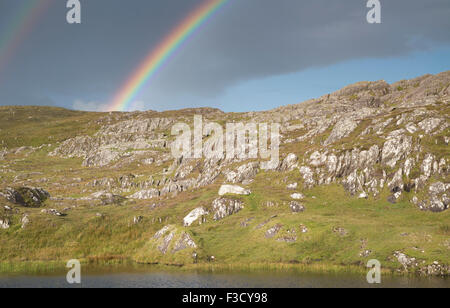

212,197,244,220
3,187,50,207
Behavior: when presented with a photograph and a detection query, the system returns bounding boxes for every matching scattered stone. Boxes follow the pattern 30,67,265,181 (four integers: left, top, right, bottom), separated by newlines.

41,209,64,216
299,224,308,233
21,215,30,229
333,227,348,236
240,217,254,227
265,224,283,239
289,201,305,213
359,250,372,257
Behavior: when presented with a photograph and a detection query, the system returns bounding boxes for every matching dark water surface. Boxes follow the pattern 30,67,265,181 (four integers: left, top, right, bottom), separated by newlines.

0,268,448,288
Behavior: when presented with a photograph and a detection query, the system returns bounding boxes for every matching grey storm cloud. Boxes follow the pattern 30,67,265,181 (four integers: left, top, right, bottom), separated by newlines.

0,0,449,109
155,0,450,96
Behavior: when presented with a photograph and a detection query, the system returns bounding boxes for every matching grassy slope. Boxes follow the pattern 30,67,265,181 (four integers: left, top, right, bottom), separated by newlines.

0,106,449,274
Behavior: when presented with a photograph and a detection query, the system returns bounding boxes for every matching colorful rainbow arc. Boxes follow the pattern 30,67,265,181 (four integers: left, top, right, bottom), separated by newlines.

106,0,228,112
0,0,53,76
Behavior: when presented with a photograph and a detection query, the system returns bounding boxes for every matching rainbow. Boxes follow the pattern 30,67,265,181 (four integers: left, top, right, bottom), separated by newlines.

0,0,53,76
106,0,228,112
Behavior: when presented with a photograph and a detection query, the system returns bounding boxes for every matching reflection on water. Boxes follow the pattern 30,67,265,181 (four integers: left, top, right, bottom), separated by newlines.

0,267,448,288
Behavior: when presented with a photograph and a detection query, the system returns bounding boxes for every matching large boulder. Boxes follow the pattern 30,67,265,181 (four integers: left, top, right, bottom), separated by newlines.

218,185,251,196
2,187,50,207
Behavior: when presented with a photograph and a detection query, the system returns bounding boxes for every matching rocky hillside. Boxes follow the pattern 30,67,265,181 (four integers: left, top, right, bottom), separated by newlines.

0,71,448,276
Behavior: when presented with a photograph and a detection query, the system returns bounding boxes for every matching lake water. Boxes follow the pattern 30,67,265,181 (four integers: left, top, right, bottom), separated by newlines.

0,268,448,288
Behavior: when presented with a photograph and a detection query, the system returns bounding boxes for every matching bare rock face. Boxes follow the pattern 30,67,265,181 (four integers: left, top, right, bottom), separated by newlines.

49,117,173,167
212,197,244,221
324,118,359,145
218,185,251,196
183,207,208,226
2,187,50,208
381,135,412,168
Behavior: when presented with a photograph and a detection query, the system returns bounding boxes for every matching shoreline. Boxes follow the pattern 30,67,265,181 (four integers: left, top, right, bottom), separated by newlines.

0,260,447,278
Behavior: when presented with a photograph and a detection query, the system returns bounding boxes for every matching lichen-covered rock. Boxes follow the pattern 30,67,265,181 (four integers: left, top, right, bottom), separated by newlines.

212,197,244,220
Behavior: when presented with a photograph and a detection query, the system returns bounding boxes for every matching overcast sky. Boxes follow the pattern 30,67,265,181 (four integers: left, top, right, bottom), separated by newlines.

0,0,449,112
